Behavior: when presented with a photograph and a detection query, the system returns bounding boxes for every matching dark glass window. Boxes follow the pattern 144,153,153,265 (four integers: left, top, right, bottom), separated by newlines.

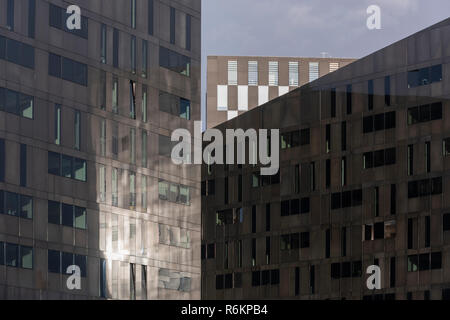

48,250,60,273
20,195,32,219
368,80,374,110
61,203,73,227
300,197,310,214
331,263,340,279
113,28,119,68
342,262,351,278
374,150,385,167
300,128,310,146
20,144,26,187
341,122,346,151
385,148,396,165
49,53,61,78
48,201,60,225
342,191,351,208
28,0,36,38
431,252,442,269
148,0,154,35
408,107,420,125
5,243,18,267
385,111,396,129
20,246,33,269
374,113,385,131
251,271,260,286
431,102,442,120
363,116,373,133
352,261,362,277
430,65,442,83
443,213,450,231
384,76,391,106
49,4,88,39
261,270,270,285
270,269,280,285
207,243,215,259
331,88,336,117
346,84,352,114
331,193,341,210
374,222,384,239
7,0,14,30
0,139,4,182
159,47,191,77
186,14,191,51
170,7,175,44
363,152,373,169
5,191,18,216
224,273,232,289
352,189,362,206
300,232,310,248
61,252,73,273
408,255,418,272
290,199,299,215
291,233,299,249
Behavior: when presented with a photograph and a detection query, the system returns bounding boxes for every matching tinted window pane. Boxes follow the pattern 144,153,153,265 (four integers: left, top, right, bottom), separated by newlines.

374,113,385,131
61,252,73,273
48,201,60,225
19,93,33,119
385,111,396,129
0,242,3,265
73,158,87,181
5,243,18,267
20,195,33,219
48,250,60,273
61,155,72,178
6,39,20,65
5,89,18,114
431,102,442,120
20,246,33,269
0,36,5,59
408,107,419,125
20,43,35,69
61,204,73,227
49,4,62,28
363,116,373,133
5,192,18,216
48,152,60,175
74,206,86,229
430,65,442,83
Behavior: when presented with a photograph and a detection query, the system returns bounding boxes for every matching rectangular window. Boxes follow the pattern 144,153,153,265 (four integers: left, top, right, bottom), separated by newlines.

268,61,279,86
426,141,431,173
131,36,136,73
346,84,352,114
101,24,107,63
310,162,315,191
99,165,106,203
251,206,256,233
28,0,35,38
0,36,34,69
49,53,87,86
130,128,136,164
251,239,256,266
341,227,347,257
368,80,374,111
326,159,331,189
408,145,413,176
112,76,118,113
100,258,106,298
309,62,319,82
341,122,346,151
112,168,118,207
341,157,346,187
408,65,442,88
141,86,148,123
375,187,379,217
159,47,190,77
100,119,106,157
326,124,331,153
248,61,258,86
6,243,18,267
325,229,330,258
0,139,4,182
20,144,26,187
74,110,81,150
129,172,136,208
142,130,148,168
170,7,176,44
142,40,148,78
148,0,154,35
425,216,430,248
7,0,14,30
113,28,119,68
131,0,136,28
228,60,237,85
390,184,396,215
130,81,136,119
100,71,106,110
331,88,336,117
385,76,391,106
141,175,147,210
130,263,136,300
186,14,191,51
49,4,88,38
408,218,413,249
289,62,299,86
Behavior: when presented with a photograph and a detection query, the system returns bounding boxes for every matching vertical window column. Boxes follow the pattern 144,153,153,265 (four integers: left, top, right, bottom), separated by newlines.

20,144,26,187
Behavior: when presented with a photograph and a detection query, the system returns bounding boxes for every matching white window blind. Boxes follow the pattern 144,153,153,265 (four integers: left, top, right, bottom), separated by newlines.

248,61,258,86
278,86,289,97
217,85,228,111
258,86,269,106
228,60,237,85
289,62,299,86
309,62,319,82
268,61,278,86
238,85,248,111
329,62,339,73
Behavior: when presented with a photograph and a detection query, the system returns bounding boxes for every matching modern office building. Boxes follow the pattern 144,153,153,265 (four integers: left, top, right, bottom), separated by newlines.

0,0,201,299
206,56,355,129
202,18,450,299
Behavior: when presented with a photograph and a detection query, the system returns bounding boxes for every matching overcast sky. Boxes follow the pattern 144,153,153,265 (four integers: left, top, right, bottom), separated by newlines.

201,0,450,127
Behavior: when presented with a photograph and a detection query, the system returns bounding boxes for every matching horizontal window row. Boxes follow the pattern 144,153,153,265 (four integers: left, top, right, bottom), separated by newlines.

158,180,191,206
216,273,242,290
280,128,310,149
363,221,396,241
408,177,442,198
363,111,395,133
252,269,280,287
363,148,396,169
48,152,87,182
331,189,363,210
331,261,362,279
251,171,280,187
159,46,190,77
49,53,88,86
407,252,442,272
407,102,442,125
49,3,88,39
159,91,191,120
0,87,33,119
48,250,87,277
0,190,33,219
0,35,34,69
48,201,87,230
280,232,310,250
0,242,33,269
281,198,310,216
216,208,243,226
407,64,442,88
